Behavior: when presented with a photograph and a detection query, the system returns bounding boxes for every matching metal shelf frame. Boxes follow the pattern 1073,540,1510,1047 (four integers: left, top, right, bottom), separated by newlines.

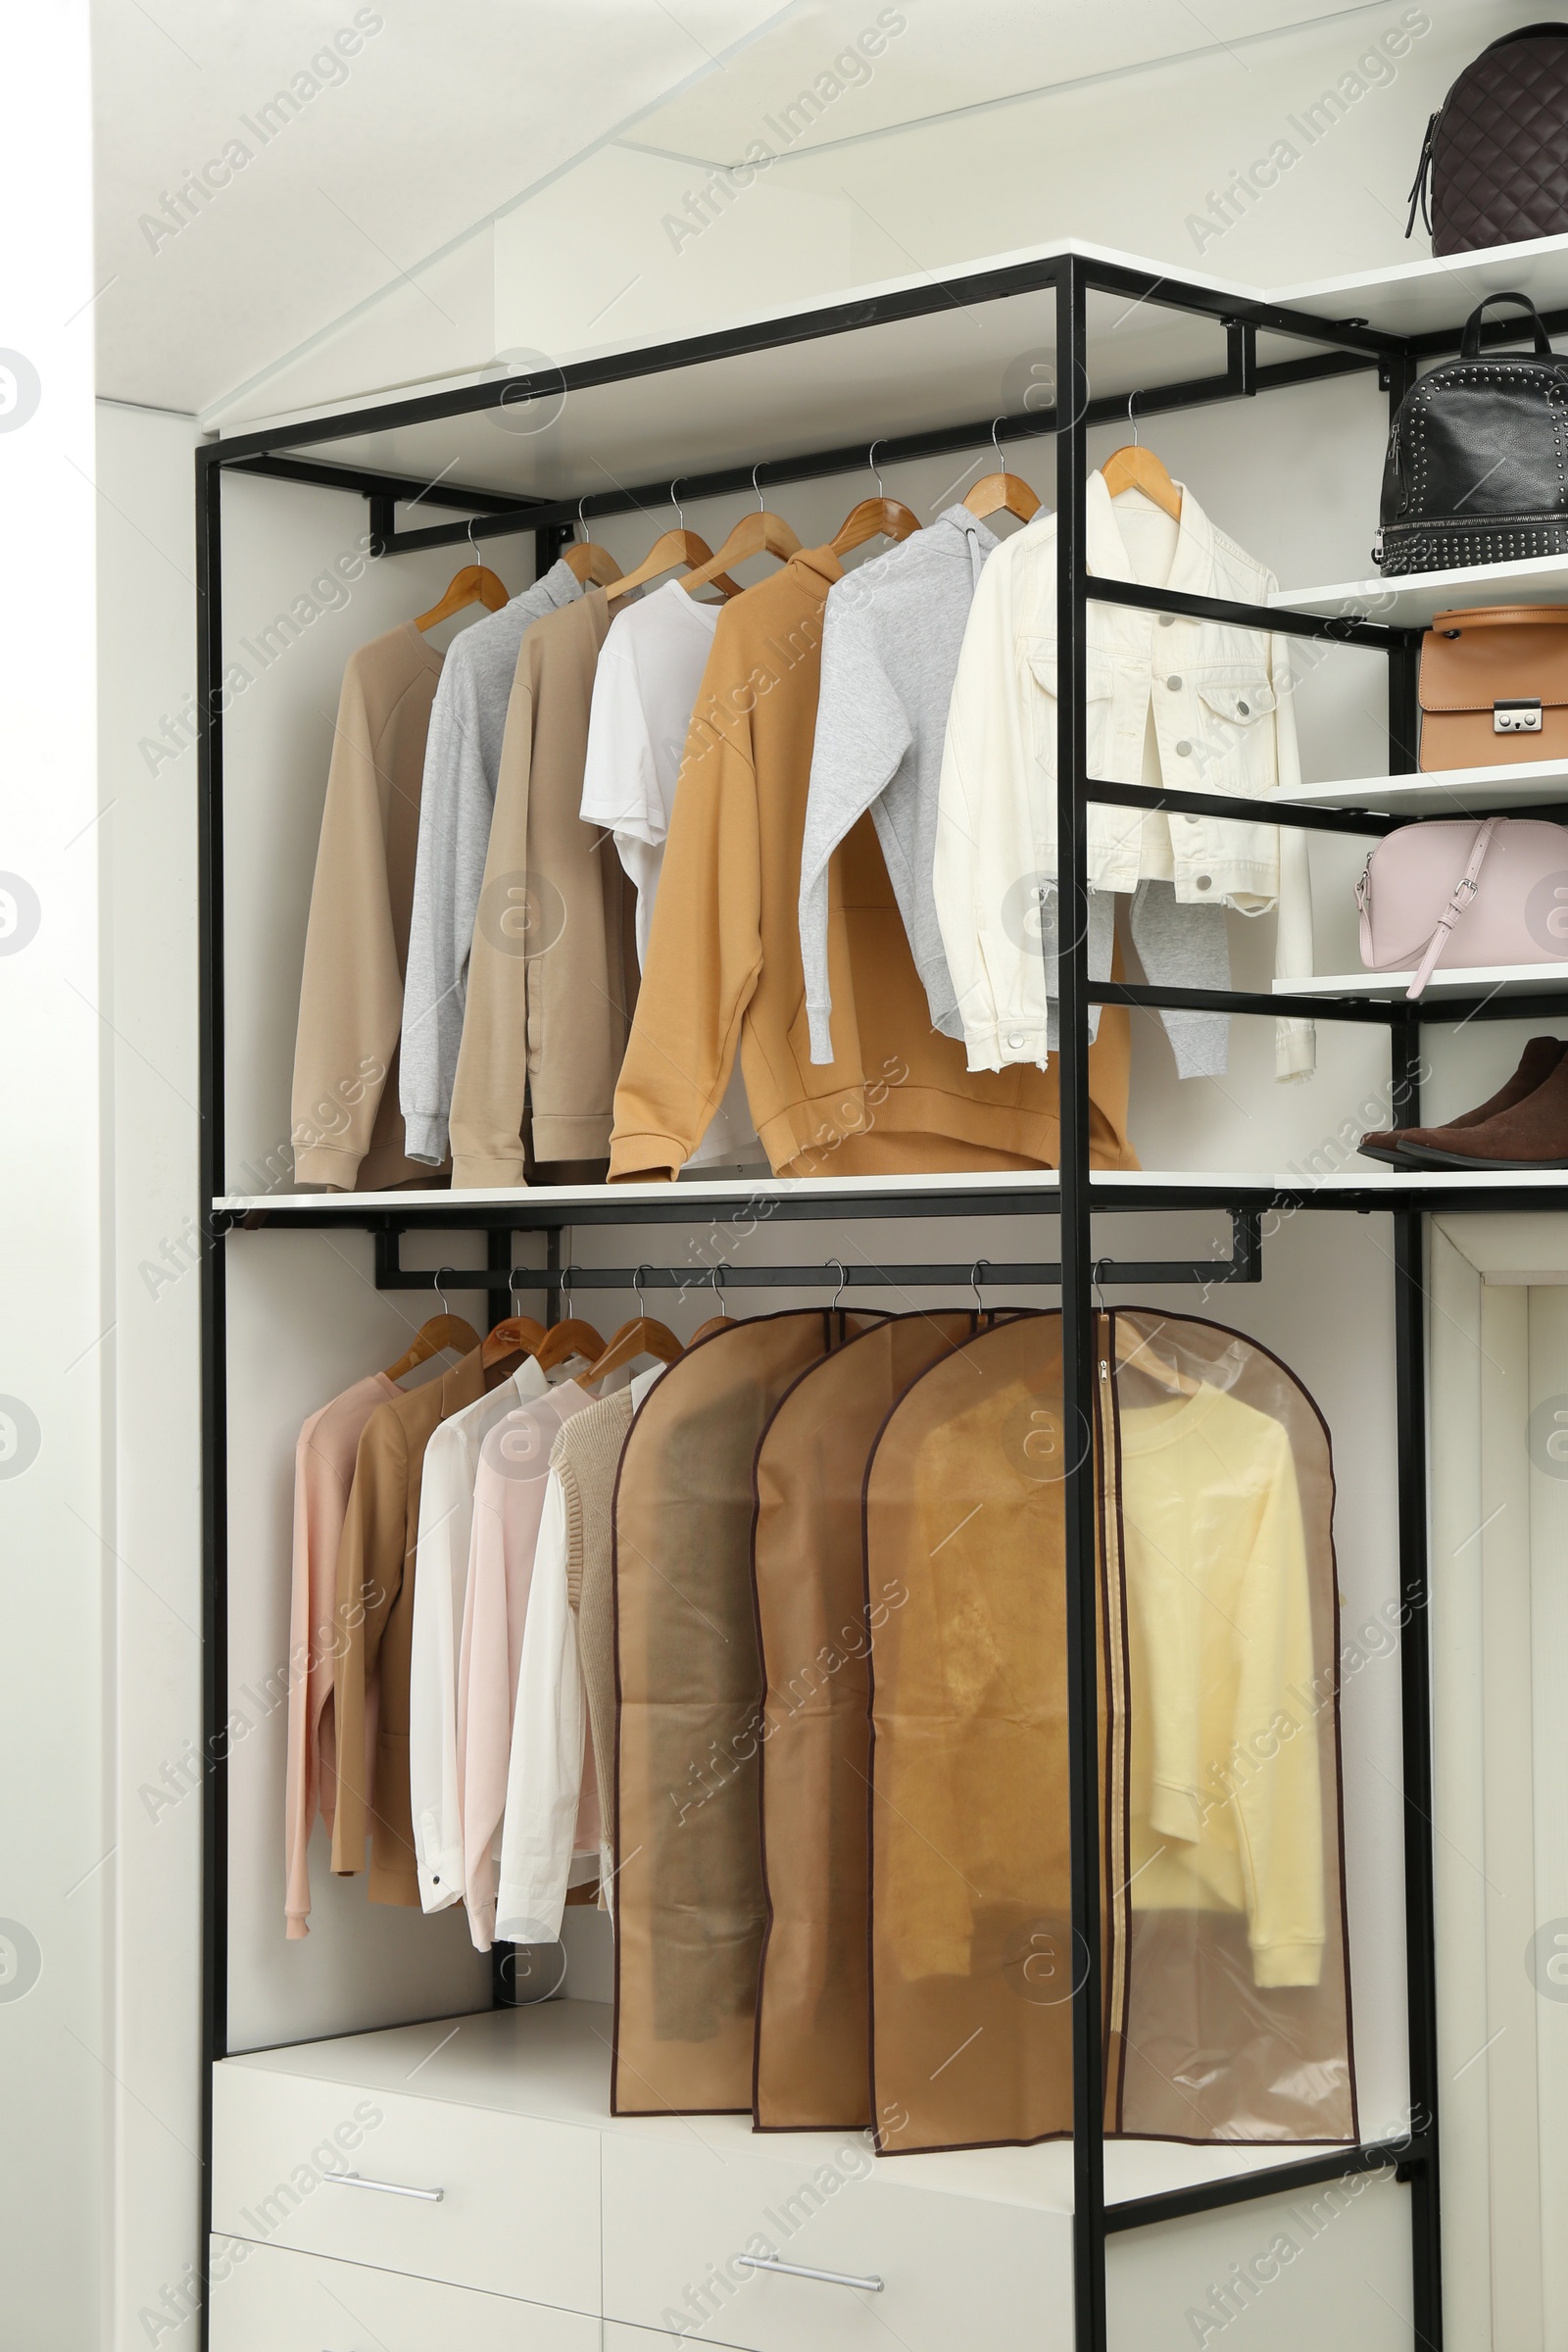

191,238,1568,2352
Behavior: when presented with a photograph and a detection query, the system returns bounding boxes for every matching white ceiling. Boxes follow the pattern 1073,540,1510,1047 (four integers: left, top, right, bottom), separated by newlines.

91,0,1476,417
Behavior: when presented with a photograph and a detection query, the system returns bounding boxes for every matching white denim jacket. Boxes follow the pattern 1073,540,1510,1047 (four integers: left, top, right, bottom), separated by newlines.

935,472,1314,1081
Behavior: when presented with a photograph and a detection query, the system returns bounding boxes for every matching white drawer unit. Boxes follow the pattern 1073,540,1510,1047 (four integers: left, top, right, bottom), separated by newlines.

601,2127,1072,2352
206,2239,600,2351
211,2061,601,2313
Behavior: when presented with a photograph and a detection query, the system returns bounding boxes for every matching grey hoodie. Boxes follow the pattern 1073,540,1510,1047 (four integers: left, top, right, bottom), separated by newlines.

400,558,581,1164
799,505,997,1063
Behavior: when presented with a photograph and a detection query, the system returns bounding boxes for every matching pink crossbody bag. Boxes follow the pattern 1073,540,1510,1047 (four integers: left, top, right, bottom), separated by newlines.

1356,816,1568,997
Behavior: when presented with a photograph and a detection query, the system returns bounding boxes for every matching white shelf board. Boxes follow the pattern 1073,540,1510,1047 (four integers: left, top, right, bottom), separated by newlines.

214,1168,1066,1216
1279,963,1568,1002
1291,760,1568,815
1273,552,1568,630
1272,229,1568,343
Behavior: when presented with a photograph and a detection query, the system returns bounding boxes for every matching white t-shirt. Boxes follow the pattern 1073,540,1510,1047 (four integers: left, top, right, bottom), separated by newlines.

580,580,760,1169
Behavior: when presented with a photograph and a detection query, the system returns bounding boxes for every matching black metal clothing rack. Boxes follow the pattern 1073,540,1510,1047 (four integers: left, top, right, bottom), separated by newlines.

192,239,1568,2352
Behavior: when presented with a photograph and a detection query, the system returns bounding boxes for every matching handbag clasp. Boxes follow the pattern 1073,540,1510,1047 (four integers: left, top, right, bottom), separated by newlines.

1494,698,1544,733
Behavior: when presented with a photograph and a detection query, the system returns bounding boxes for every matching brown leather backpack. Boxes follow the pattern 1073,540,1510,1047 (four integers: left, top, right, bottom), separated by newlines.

1407,24,1568,255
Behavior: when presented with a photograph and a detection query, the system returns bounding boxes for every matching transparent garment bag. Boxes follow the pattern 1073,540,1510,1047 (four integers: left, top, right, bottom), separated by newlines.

751,1310,991,2132
612,1308,878,2116
865,1310,1355,2155
1104,1308,1355,2146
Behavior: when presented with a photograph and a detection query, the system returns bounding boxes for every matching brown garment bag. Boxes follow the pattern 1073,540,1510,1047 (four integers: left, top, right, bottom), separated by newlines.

750,1310,987,2131
612,1308,876,2115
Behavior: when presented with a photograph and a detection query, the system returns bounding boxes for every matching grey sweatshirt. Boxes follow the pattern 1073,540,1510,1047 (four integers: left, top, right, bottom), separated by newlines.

399,559,582,1163
800,506,998,1063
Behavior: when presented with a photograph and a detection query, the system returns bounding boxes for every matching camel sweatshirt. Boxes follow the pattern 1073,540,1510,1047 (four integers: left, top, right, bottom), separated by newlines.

608,546,1137,1181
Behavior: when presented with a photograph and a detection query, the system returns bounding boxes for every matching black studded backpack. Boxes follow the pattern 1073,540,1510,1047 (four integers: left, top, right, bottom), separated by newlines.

1407,23,1568,255
1376,292,1568,575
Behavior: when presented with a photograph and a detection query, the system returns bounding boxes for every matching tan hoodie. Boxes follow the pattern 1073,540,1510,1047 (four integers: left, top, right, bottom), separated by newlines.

609,546,1135,1181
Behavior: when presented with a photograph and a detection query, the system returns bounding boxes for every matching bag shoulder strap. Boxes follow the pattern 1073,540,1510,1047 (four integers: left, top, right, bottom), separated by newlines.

1409,817,1501,1000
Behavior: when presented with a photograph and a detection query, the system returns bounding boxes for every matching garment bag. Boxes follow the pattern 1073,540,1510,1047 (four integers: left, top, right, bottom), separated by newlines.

1103,1308,1355,2145
612,1307,876,2115
865,1311,1083,2154
751,1309,986,2131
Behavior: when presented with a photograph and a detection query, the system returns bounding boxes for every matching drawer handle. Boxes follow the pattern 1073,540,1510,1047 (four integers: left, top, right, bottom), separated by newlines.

321,2171,444,2204
737,2254,883,2293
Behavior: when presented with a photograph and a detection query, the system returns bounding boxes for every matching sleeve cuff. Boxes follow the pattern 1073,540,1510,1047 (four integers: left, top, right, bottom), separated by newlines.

495,1883,564,1947
450,1152,528,1189
417,1838,466,1913
1275,1018,1316,1082
290,1145,360,1190
962,1022,1050,1075
1251,1938,1324,1988
403,1112,450,1165
608,1132,685,1182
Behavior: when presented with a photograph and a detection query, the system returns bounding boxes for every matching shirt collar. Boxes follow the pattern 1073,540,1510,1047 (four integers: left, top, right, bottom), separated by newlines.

1085,467,1216,595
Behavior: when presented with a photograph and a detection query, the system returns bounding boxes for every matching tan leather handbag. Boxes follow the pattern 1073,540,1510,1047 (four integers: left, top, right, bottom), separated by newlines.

1418,605,1568,770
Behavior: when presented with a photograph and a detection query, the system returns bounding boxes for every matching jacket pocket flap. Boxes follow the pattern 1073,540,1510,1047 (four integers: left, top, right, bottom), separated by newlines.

1197,676,1275,723
1024,646,1114,699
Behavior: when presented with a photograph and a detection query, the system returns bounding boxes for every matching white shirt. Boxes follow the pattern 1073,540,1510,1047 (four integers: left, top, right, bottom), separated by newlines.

934,472,1314,1083
408,1353,549,1911
579,581,760,1167
495,1362,664,1944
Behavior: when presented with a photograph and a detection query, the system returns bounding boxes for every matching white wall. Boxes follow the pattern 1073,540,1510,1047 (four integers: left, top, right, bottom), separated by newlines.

1,8,108,2346
95,398,205,2349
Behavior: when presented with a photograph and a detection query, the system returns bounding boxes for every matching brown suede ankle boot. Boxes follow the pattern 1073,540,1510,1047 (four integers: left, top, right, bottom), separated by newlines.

1401,1041,1568,1166
1359,1036,1566,1166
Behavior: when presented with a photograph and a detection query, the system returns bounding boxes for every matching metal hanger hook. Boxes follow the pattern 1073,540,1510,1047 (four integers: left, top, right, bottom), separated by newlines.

434,1265,455,1317
509,1263,524,1301
710,1263,730,1318
467,517,481,566
577,494,588,541
827,1259,848,1312
752,463,764,513
1127,392,1140,449
633,1264,648,1310
1093,1258,1110,1318
670,479,685,530
991,418,1007,477
970,1259,990,1314
867,440,884,498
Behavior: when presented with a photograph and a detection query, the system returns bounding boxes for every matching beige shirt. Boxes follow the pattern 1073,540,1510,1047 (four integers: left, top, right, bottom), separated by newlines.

291,621,448,1190
448,590,637,1185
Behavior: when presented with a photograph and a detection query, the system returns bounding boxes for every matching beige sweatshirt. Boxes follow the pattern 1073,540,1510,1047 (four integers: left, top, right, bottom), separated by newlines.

608,548,1136,1181
1119,1381,1324,1987
448,591,637,1186
291,621,448,1191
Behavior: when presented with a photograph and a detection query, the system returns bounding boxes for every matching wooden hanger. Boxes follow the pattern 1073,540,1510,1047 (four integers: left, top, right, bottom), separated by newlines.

965,420,1042,524
682,468,802,597
415,547,510,632
830,444,921,557
480,1312,548,1369
606,525,742,604
563,500,622,589
381,1313,480,1384
583,1316,683,1384
564,540,622,588
534,1316,607,1375
1100,398,1183,523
